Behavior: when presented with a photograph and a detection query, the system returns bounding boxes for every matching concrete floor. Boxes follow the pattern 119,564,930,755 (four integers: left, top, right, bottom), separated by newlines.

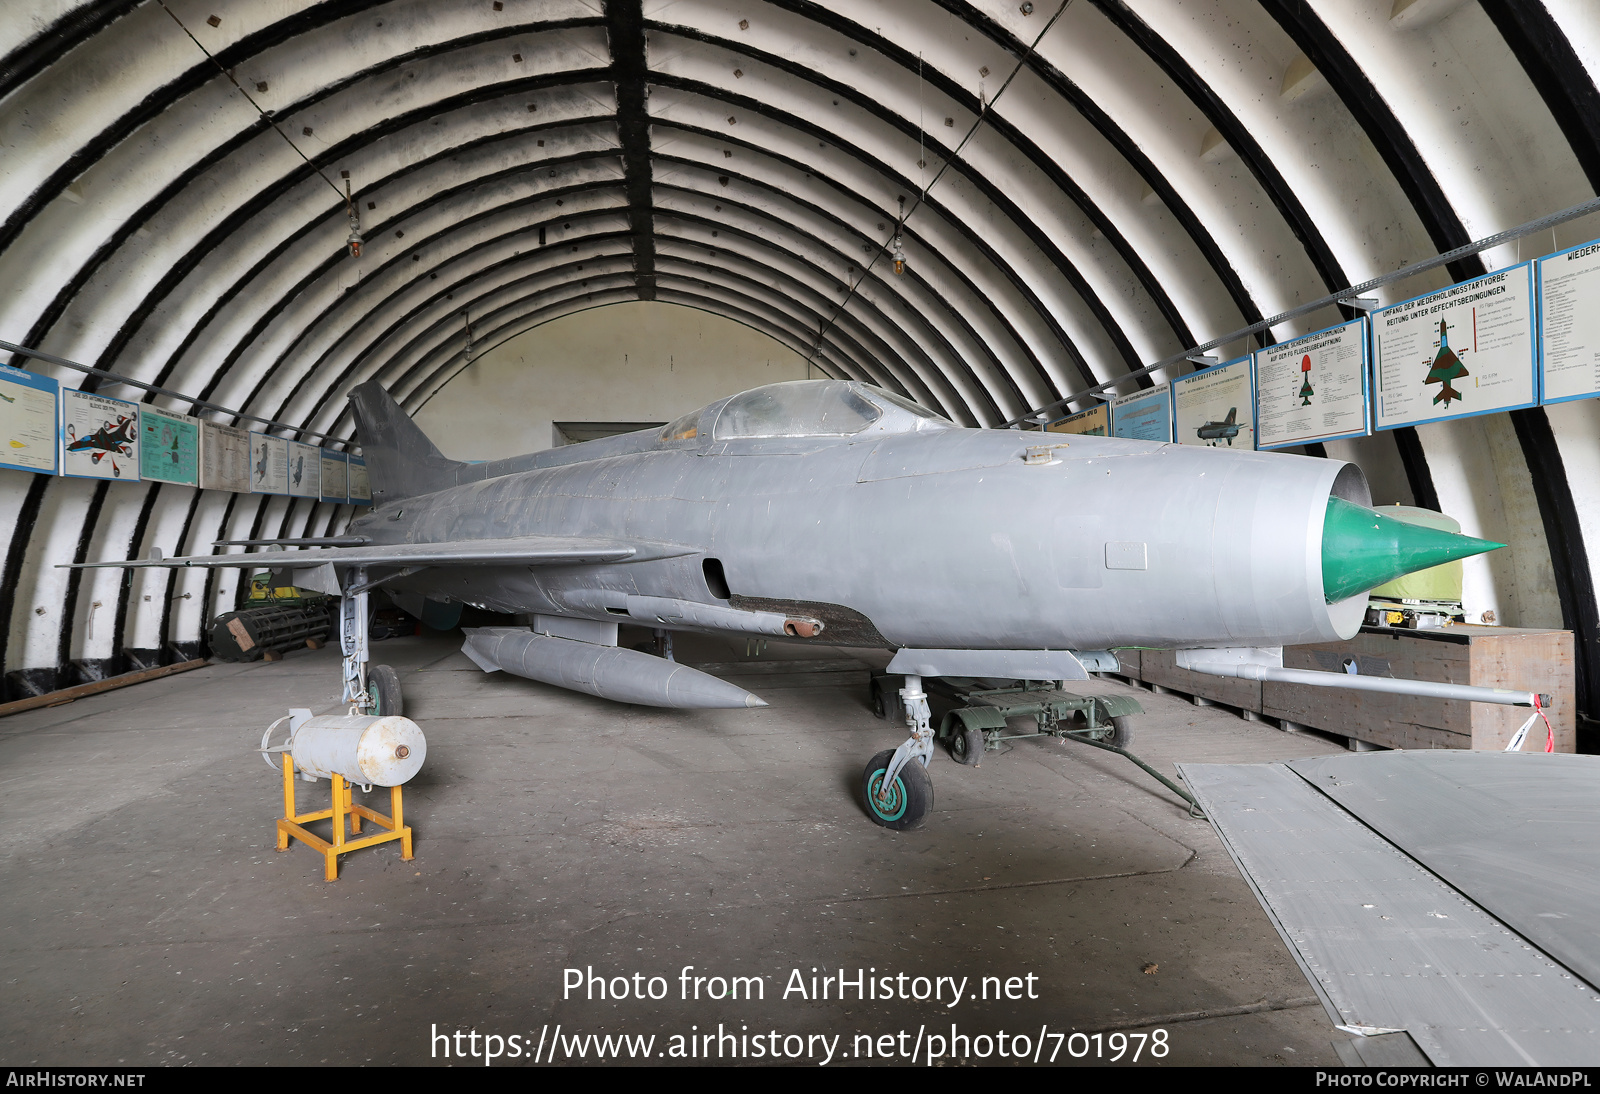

0,630,1354,1067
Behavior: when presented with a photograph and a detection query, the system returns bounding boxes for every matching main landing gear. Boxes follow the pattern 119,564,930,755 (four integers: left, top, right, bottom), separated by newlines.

341,565,402,716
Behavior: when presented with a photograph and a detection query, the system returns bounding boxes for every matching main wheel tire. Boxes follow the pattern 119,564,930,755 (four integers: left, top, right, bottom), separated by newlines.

948,724,985,767
871,682,903,723
861,748,934,830
370,664,403,717
1107,715,1133,749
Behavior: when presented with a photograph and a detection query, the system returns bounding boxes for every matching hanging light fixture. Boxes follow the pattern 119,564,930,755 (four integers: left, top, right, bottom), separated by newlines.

344,179,363,258
891,194,907,275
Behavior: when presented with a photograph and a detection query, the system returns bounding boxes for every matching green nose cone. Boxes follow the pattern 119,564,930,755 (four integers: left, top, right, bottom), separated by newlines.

1321,495,1503,603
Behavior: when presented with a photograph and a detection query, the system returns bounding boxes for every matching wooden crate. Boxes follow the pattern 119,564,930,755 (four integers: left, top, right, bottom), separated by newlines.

1260,626,1574,752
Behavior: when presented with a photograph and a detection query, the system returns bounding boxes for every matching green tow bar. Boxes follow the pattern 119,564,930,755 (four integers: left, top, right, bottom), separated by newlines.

1057,730,1205,818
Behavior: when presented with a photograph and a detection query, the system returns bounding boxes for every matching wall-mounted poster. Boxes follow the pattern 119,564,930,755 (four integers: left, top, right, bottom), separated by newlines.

1537,238,1600,405
249,431,289,495
61,388,139,480
319,449,349,504
199,420,252,493
1373,263,1537,430
1254,318,1371,450
347,455,371,504
1047,403,1108,436
139,405,199,486
1110,387,1172,442
287,440,319,498
1172,357,1255,449
0,364,59,475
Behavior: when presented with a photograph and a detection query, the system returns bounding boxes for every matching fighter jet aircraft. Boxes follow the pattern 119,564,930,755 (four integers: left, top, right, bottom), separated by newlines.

68,378,1510,828
1195,407,1242,445
65,414,136,476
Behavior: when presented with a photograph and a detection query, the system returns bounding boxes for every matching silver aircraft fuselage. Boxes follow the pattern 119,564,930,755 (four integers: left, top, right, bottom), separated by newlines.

350,387,1369,653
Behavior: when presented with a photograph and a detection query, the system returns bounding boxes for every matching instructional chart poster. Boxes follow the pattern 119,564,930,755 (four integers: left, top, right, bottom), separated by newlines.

288,440,319,498
1373,263,1537,430
199,420,253,493
249,432,289,496
1254,318,1371,450
61,388,140,480
139,405,199,486
1537,238,1600,405
1047,403,1108,437
347,455,371,504
1173,357,1255,449
319,449,348,504
1110,387,1172,442
0,364,59,475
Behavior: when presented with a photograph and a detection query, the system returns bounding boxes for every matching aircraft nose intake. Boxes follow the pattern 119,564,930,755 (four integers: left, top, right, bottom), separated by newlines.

1320,495,1504,604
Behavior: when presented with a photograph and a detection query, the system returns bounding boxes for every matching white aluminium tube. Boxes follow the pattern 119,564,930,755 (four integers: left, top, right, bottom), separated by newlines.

1177,651,1549,708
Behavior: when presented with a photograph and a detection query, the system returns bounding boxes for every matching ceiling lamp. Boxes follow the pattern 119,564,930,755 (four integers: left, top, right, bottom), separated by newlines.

344,179,363,258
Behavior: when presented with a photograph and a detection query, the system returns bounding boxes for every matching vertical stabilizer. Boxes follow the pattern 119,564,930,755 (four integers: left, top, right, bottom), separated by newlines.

348,381,466,503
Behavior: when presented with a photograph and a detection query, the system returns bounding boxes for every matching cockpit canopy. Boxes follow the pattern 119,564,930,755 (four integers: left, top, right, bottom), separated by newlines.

660,380,953,444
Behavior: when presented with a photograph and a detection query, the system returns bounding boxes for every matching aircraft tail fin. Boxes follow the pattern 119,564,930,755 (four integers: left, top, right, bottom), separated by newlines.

1225,407,1237,424
348,381,467,503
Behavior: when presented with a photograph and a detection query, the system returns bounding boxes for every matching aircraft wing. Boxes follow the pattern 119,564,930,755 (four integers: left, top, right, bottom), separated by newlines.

61,534,686,570
1179,751,1600,1066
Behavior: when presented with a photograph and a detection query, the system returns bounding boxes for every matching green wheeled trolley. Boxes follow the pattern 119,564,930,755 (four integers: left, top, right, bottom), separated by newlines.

866,673,1203,826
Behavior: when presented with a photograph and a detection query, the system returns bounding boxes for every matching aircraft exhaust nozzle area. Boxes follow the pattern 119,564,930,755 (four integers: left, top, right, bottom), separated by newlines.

460,627,768,709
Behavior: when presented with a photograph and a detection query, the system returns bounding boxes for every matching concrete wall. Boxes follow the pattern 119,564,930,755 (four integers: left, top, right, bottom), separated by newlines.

413,301,812,461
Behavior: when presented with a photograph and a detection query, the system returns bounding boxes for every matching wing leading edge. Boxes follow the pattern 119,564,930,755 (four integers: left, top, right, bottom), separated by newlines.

59,534,690,571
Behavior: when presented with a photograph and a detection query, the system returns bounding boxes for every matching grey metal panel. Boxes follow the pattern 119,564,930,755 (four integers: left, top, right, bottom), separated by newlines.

1288,750,1600,996
1181,760,1600,1067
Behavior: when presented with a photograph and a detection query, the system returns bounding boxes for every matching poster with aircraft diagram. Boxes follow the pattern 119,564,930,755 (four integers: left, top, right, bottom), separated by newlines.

1173,356,1255,449
1254,318,1371,450
1373,262,1537,430
250,432,289,495
139,404,199,487
61,388,140,481
0,364,59,475
288,440,319,498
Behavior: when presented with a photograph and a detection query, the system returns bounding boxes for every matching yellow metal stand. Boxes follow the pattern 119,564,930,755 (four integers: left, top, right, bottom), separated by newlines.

276,754,413,881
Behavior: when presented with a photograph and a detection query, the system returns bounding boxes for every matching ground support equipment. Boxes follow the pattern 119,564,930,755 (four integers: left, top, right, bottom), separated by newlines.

869,673,1203,818
275,752,413,881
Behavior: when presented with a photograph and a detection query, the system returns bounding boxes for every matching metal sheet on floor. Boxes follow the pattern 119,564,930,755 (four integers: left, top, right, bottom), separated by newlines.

1288,750,1600,992
1180,760,1600,1066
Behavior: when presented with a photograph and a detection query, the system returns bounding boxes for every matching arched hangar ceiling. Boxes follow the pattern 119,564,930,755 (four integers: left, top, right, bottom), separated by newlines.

0,0,1597,728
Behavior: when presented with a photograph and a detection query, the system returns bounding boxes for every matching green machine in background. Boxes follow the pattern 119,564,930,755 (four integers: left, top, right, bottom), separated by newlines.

1362,505,1470,629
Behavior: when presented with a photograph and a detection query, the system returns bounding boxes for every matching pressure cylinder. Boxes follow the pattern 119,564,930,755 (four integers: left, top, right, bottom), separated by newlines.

290,714,426,786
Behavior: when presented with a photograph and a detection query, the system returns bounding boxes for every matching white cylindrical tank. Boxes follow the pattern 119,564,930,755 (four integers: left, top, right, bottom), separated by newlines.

290,714,426,786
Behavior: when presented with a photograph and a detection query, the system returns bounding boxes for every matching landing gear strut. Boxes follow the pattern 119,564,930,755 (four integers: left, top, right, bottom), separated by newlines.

340,566,400,716
862,674,936,829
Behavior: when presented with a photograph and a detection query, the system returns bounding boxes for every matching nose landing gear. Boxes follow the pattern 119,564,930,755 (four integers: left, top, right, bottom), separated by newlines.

862,675,936,829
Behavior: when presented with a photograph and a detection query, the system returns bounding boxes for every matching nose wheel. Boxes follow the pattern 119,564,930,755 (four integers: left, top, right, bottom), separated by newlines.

862,748,934,830
861,674,935,829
